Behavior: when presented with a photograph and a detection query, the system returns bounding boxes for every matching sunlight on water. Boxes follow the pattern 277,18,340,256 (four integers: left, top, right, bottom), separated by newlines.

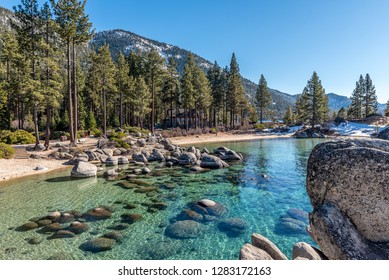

0,138,323,260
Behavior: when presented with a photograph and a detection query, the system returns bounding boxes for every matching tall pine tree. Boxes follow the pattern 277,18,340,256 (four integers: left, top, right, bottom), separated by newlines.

363,73,377,117
296,72,328,127
226,53,244,128
255,74,272,124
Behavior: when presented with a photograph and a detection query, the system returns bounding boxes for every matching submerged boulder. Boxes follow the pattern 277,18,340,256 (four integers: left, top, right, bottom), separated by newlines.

70,162,97,178
165,220,204,239
307,139,389,259
217,218,248,237
80,238,116,253
200,155,229,169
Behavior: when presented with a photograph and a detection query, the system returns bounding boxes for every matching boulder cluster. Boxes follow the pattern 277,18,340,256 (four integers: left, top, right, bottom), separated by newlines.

65,135,243,178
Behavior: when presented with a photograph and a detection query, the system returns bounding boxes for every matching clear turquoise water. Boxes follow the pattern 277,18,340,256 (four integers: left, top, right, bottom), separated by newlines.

0,138,323,260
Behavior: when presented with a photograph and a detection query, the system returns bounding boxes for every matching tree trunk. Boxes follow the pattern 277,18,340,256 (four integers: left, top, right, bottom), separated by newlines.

33,103,39,148
67,40,75,145
103,90,107,136
6,59,11,130
119,91,123,128
72,41,78,143
151,75,155,133
185,107,188,132
44,106,51,149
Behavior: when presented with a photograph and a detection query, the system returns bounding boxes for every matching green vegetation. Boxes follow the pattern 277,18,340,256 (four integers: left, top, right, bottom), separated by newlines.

255,74,272,124
0,142,14,159
348,74,378,119
0,130,35,144
295,72,328,127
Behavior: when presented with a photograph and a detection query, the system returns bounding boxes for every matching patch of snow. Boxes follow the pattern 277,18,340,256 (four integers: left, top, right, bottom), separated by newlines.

330,121,383,137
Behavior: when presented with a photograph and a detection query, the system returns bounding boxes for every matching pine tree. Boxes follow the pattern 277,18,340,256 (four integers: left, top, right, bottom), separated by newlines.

207,61,225,127
181,54,195,131
226,53,245,128
0,31,21,130
348,76,364,119
144,48,165,133
134,76,151,128
385,100,389,117
40,3,62,148
337,107,347,120
283,105,294,126
93,45,116,136
193,65,211,128
115,52,130,128
255,74,272,124
297,72,328,127
50,0,93,145
161,57,180,128
363,73,377,117
13,0,43,148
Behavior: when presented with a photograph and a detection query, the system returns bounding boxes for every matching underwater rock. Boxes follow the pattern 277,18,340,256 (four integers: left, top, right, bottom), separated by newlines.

217,218,248,237
103,231,125,242
177,210,204,222
80,238,116,253
135,187,158,193
47,252,72,260
165,220,204,239
117,181,137,189
40,223,62,233
108,224,129,231
49,230,76,239
68,221,89,234
139,240,183,260
83,208,112,221
56,213,75,224
17,222,39,231
27,236,44,245
121,213,143,224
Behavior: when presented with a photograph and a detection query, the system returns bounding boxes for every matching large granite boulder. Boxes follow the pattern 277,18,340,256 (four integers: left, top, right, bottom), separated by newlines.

178,152,197,165
70,162,97,178
132,153,148,163
292,242,327,260
377,127,389,140
251,233,288,260
239,244,273,260
307,139,389,259
80,238,116,253
200,155,229,169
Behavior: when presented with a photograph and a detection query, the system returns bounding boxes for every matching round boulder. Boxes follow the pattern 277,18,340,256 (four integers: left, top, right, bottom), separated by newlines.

217,218,248,237
80,238,116,253
71,161,97,178
165,220,204,239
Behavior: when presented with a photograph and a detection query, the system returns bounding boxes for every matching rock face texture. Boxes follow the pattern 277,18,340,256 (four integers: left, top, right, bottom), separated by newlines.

306,139,389,259
70,162,97,178
378,127,389,140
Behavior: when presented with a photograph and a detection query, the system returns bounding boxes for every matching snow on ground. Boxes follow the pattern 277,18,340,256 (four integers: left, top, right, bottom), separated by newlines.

330,121,384,137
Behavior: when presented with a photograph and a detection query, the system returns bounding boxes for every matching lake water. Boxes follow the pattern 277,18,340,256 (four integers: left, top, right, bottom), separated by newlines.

0,138,323,260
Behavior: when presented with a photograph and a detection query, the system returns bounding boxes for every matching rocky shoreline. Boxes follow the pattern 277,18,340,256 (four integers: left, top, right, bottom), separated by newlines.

240,137,389,260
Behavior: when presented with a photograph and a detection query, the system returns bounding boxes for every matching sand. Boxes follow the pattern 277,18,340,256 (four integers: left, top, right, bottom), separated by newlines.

169,132,294,146
0,158,70,182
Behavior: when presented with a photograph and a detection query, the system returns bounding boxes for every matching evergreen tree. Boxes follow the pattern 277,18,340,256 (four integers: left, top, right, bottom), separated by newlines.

181,54,195,131
115,52,130,128
161,57,180,128
348,76,364,119
193,65,211,128
134,76,151,128
93,45,116,136
226,53,244,128
283,105,294,126
336,107,347,120
50,0,93,145
40,2,62,148
13,0,43,148
0,31,21,129
385,100,389,117
207,61,225,127
85,109,97,130
255,74,272,124
144,48,165,133
297,72,328,127
363,73,377,117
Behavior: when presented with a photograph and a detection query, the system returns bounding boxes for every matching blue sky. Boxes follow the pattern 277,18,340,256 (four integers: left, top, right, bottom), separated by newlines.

2,0,389,103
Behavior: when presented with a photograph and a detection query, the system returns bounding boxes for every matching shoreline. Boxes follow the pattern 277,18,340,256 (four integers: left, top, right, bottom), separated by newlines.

169,132,294,146
0,159,71,185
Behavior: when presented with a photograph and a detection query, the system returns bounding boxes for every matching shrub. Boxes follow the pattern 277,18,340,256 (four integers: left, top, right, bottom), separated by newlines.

109,131,126,140
0,143,15,159
254,123,266,130
0,130,35,144
125,126,150,136
91,128,102,137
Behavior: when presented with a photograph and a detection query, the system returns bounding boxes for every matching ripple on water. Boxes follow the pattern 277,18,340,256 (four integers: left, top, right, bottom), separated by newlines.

0,138,323,259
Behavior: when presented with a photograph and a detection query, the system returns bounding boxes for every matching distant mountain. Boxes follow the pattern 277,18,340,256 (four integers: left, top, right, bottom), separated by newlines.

91,29,296,117
0,7,385,118
326,92,352,112
0,7,14,32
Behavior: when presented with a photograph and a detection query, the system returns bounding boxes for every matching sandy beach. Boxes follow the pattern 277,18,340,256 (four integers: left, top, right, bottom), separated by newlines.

170,132,294,145
0,132,293,183
0,158,70,183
